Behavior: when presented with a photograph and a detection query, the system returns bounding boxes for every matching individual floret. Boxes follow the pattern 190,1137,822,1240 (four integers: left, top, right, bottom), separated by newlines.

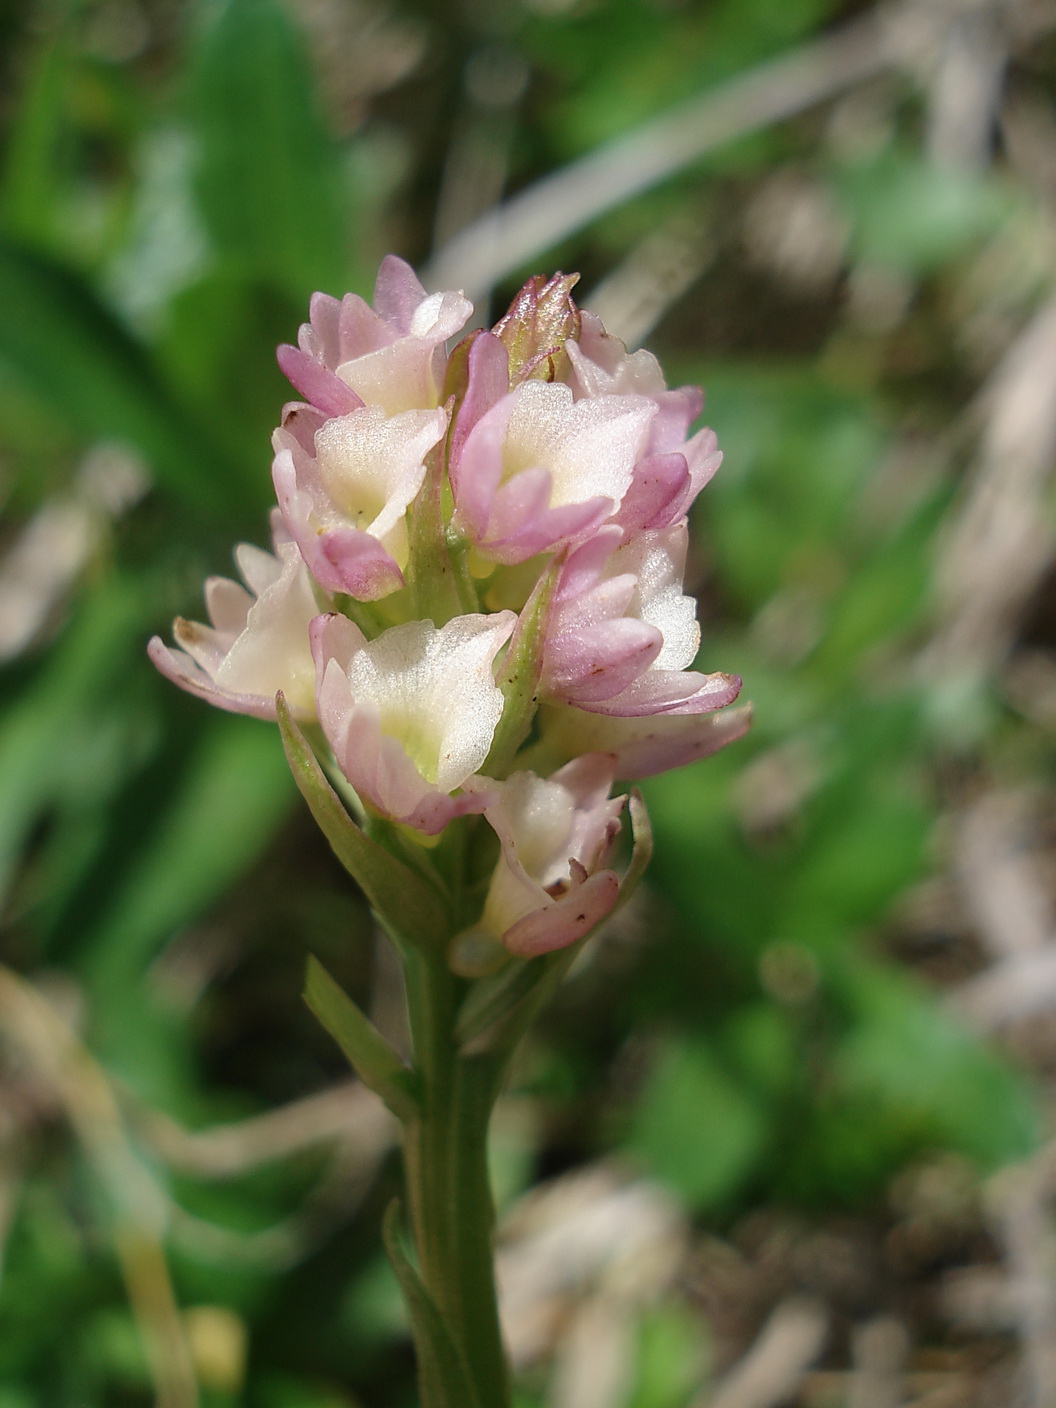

277,255,473,418
311,610,516,833
462,755,625,958
148,524,324,720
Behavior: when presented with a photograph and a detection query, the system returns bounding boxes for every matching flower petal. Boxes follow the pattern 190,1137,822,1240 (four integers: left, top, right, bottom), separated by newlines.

311,611,516,831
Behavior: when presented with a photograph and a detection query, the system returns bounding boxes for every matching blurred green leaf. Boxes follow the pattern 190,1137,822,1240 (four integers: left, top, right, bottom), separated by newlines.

157,269,302,471
626,1302,710,1408
188,0,352,300
700,366,886,610
643,750,780,964
628,1035,769,1210
81,713,293,1093
0,580,147,906
341,1251,408,1347
528,0,838,155
836,153,1013,275
837,966,1041,1169
724,1003,799,1099
0,240,250,513
0,39,70,249
790,708,930,931
813,491,946,673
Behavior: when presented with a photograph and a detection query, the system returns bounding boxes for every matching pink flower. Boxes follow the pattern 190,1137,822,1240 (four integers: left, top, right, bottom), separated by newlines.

463,754,625,957
148,521,324,720
541,525,742,717
450,360,657,565
565,312,723,533
272,401,448,599
538,701,752,781
277,255,473,417
151,257,751,870
311,610,516,834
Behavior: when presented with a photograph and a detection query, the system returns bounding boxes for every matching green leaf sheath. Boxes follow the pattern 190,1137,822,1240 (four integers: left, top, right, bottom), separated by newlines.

401,950,511,1408
382,1202,485,1408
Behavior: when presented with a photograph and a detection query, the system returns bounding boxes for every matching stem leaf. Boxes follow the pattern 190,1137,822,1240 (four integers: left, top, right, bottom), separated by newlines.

382,1200,485,1408
483,559,559,778
457,946,582,1056
277,694,449,947
406,437,477,625
304,958,420,1119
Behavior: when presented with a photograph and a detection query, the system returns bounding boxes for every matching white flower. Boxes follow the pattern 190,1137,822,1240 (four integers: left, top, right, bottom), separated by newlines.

149,529,323,720
273,403,448,599
312,610,516,833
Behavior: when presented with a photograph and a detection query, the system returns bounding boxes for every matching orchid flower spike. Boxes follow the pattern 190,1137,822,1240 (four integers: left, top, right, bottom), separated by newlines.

152,254,749,921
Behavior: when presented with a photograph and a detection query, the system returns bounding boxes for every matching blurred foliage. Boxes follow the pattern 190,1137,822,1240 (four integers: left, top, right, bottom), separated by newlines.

1,0,1055,1404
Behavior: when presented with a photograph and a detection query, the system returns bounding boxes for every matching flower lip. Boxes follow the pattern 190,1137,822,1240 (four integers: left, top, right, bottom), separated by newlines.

311,610,516,833
540,523,739,717
272,402,448,600
538,700,752,780
451,378,657,564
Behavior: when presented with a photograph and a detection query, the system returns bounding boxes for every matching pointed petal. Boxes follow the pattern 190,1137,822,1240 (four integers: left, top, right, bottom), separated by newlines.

502,869,621,957
276,344,364,417
547,702,752,778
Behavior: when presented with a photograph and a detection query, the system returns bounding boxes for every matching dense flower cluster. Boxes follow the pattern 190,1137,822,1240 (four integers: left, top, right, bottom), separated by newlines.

150,258,748,958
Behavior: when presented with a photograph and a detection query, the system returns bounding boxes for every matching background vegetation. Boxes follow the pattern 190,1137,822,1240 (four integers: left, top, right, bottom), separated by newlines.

2,0,1056,1403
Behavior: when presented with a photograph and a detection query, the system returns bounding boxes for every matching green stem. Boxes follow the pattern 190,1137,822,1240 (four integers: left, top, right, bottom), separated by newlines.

402,950,510,1408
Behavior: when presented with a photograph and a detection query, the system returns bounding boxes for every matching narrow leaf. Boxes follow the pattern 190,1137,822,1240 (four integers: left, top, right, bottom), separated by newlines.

188,0,351,300
382,1201,485,1408
0,38,70,248
0,241,246,514
304,958,419,1120
276,695,450,947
